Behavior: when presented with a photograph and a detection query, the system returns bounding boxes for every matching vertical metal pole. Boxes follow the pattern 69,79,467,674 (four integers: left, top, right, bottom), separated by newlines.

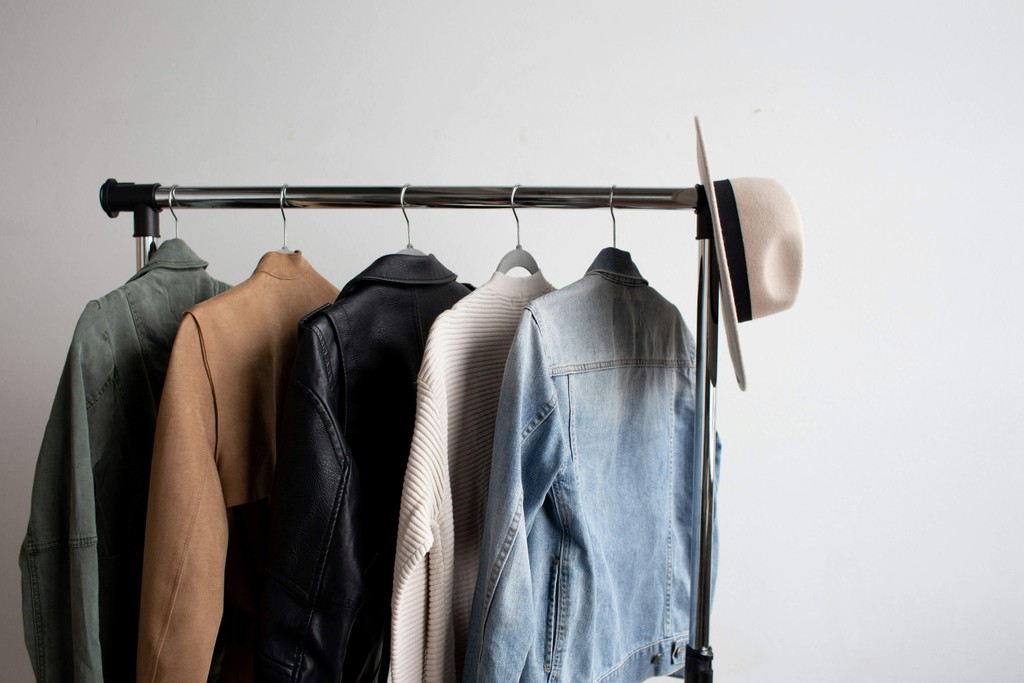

685,235,719,682
133,206,160,270
135,237,154,271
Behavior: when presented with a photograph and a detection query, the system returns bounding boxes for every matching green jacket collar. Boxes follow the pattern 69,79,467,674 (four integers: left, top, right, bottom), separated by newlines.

128,239,209,282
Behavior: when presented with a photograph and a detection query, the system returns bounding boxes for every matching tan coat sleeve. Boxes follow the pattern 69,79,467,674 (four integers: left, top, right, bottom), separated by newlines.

391,376,456,683
138,313,228,682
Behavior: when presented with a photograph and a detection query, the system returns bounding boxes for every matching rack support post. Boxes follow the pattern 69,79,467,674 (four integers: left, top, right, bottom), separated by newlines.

686,234,720,682
134,206,159,271
100,179,162,270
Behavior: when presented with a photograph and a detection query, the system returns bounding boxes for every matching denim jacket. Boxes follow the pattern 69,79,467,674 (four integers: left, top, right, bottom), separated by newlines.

463,248,719,683
20,240,229,682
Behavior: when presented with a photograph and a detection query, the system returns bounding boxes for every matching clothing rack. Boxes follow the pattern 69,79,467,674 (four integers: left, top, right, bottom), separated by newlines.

99,179,721,682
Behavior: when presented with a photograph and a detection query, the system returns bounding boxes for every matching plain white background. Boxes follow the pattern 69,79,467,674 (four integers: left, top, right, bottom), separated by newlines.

3,1,1022,680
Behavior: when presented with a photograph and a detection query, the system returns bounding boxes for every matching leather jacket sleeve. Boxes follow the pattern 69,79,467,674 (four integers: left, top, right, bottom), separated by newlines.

256,314,381,682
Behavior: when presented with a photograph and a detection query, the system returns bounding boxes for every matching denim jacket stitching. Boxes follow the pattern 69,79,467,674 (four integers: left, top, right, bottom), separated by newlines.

554,552,570,680
542,555,559,675
542,487,561,675
479,500,524,650
663,369,677,635
595,635,688,682
521,396,557,441
587,270,649,287
546,479,572,678
550,358,693,376
566,376,578,475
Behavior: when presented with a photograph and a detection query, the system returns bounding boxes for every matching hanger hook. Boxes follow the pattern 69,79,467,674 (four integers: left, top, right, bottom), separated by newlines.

169,185,180,240
511,184,522,249
280,185,288,250
400,184,413,249
610,185,617,248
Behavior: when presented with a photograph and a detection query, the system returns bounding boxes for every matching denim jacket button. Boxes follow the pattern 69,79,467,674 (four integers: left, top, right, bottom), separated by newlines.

651,652,663,664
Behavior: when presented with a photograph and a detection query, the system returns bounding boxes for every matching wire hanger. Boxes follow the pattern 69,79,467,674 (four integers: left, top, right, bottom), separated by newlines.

169,185,180,239
610,184,617,248
397,184,426,255
495,184,540,275
278,185,295,253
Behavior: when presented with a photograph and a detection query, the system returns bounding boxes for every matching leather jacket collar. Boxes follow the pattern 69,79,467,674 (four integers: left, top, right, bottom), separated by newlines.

341,252,457,296
586,247,649,286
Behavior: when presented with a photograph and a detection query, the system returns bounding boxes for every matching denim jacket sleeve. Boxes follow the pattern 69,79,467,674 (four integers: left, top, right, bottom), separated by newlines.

20,302,109,682
463,310,567,682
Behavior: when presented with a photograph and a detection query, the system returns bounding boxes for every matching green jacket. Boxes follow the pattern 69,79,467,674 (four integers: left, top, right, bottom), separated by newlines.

20,240,230,682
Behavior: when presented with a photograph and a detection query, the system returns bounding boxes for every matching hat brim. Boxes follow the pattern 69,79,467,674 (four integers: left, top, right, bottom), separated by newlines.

695,116,746,391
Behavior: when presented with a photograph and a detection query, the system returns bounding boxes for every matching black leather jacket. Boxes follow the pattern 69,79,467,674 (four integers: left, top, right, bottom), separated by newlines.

256,253,471,682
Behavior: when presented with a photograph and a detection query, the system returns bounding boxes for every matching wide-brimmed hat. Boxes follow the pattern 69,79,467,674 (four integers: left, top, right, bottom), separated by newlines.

694,117,804,391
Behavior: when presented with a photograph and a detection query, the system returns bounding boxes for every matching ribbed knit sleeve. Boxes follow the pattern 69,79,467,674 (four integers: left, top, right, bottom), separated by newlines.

391,371,456,683
391,272,555,683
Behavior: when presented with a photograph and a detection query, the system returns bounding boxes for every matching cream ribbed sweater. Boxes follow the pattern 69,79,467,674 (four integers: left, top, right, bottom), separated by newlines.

391,270,555,683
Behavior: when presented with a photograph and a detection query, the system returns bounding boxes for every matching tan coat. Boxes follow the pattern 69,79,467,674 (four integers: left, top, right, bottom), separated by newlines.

137,251,338,683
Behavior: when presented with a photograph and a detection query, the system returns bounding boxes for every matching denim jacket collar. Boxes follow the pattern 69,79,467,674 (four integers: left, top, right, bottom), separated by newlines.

342,252,457,295
585,247,649,286
127,238,210,282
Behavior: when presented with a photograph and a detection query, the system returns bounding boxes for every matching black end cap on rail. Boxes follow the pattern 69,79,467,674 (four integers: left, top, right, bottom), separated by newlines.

100,178,161,218
100,179,162,238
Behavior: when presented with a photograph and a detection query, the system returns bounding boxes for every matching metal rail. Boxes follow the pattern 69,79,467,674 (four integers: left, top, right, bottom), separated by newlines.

100,180,699,214
99,177,721,680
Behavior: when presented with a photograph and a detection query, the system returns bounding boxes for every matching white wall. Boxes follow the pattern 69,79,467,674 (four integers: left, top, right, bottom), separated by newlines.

2,1,1021,680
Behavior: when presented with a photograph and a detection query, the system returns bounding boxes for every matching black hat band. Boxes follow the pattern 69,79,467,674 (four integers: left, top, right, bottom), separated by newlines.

696,180,752,323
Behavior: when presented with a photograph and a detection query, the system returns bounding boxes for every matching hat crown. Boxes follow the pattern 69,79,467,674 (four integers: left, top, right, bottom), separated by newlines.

727,177,804,320
694,116,804,390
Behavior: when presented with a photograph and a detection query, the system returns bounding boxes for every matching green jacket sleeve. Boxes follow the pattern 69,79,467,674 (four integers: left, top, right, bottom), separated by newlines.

20,301,111,682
